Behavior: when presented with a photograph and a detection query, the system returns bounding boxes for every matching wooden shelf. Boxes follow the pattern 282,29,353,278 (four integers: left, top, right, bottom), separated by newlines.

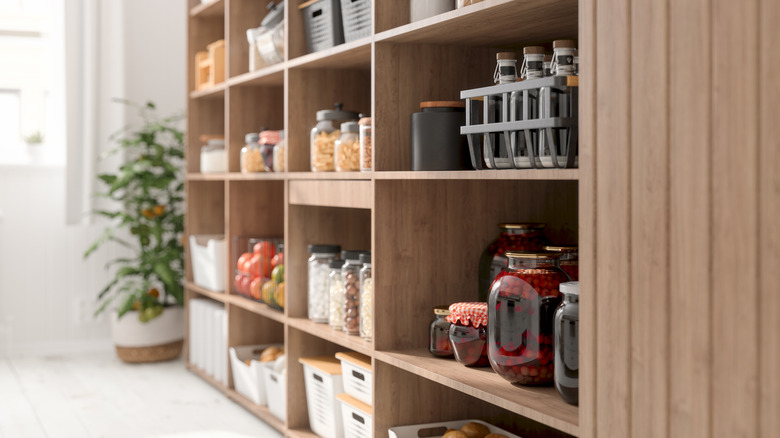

226,388,286,434
190,82,226,100
186,281,229,303
228,294,286,324
227,172,287,181
186,172,228,181
285,428,319,438
373,169,579,181
287,317,373,357
189,0,224,18
286,172,372,180
288,179,373,209
374,348,579,437
287,38,372,70
229,63,285,87
375,0,578,45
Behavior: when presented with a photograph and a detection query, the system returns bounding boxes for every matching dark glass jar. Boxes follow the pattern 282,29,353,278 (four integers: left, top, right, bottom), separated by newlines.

488,251,567,385
544,245,578,281
554,281,579,405
447,302,489,367
429,306,453,358
478,223,549,301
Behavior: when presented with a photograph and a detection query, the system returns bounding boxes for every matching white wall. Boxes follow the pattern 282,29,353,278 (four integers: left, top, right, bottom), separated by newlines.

0,0,186,356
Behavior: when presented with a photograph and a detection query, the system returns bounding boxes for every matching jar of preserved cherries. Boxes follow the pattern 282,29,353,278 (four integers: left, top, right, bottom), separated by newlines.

544,245,578,281
478,223,549,301
487,251,567,385
554,281,579,405
429,306,453,358
447,302,489,367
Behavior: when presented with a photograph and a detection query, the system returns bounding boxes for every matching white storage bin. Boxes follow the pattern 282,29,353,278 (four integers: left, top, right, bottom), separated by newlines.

388,419,523,438
299,356,344,438
189,235,226,292
337,393,372,438
335,351,372,406
261,360,287,422
230,344,282,406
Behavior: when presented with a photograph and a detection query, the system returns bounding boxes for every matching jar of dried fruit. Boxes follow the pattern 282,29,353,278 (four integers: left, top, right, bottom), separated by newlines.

447,302,489,367
429,306,453,358
310,103,359,172
478,223,549,301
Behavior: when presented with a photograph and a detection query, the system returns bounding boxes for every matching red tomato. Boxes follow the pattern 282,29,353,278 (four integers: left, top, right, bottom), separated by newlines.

239,275,251,295
261,258,272,278
234,274,243,293
250,277,261,300
237,252,252,273
271,253,283,268
253,241,275,259
249,254,261,279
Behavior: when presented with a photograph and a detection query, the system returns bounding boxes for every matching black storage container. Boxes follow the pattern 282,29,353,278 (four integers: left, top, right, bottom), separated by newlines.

410,101,471,171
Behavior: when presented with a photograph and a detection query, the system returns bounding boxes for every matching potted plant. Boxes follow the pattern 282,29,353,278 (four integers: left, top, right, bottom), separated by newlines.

84,100,186,363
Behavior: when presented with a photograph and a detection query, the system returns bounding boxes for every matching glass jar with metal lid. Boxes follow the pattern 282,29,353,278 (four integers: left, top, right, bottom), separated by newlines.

342,250,369,335
487,251,567,386
241,132,264,173
310,103,359,172
359,116,372,171
335,121,360,172
308,244,341,323
259,130,281,172
447,302,490,367
555,281,579,405
273,130,286,172
544,245,578,281
478,223,549,301
429,306,454,358
328,259,346,330
358,253,372,340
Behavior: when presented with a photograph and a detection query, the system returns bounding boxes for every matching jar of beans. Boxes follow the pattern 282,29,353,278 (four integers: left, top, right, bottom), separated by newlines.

328,259,346,330
307,244,341,323
310,103,359,172
429,306,453,358
359,116,372,171
554,281,579,405
335,121,360,172
447,302,489,367
487,251,567,386
341,250,368,335
478,223,549,301
544,245,578,281
358,253,372,340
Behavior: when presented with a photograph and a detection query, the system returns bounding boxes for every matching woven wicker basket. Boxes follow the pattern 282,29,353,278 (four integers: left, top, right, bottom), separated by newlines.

115,340,183,363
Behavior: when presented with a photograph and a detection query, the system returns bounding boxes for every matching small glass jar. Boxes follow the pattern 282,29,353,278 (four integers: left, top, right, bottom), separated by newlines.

447,302,490,367
359,116,372,171
544,245,578,281
342,250,367,335
241,133,265,173
311,103,359,172
358,253,372,340
539,40,578,169
259,130,280,172
200,138,226,173
555,281,579,405
478,223,549,301
273,130,286,172
487,251,568,386
328,259,346,330
429,306,453,358
307,244,341,323
335,121,360,172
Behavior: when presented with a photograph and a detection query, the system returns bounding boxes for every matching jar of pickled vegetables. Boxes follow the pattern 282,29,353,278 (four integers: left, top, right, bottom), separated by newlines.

478,223,549,301
544,245,578,281
429,306,453,358
447,302,489,367
328,259,346,330
310,103,359,172
358,253,372,340
487,251,567,385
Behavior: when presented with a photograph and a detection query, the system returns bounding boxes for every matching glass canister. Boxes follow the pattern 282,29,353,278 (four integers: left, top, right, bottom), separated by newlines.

310,103,359,172
200,137,226,173
544,245,578,281
259,130,280,172
359,116,372,171
335,121,360,172
487,251,567,386
447,302,490,367
509,46,545,169
328,259,346,330
308,244,341,323
358,253,372,340
555,281,579,405
539,39,578,169
273,130,286,172
342,250,368,335
241,132,265,173
478,223,549,301
429,306,453,358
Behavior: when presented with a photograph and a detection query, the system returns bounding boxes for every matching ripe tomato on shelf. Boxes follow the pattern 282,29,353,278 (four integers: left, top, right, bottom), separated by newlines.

261,257,272,278
253,241,275,260
239,275,251,295
234,274,243,294
271,253,283,268
237,252,252,274
249,253,261,278
250,277,261,300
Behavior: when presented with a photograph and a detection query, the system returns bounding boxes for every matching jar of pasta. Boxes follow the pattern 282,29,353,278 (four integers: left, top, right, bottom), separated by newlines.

310,103,359,172
335,122,360,172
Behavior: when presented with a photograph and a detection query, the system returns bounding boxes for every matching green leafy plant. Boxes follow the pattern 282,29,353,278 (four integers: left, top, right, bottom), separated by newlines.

84,100,185,322
24,131,44,144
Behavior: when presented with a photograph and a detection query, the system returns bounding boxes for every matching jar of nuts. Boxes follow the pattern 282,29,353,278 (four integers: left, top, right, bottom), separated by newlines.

544,244,578,281
447,302,490,367
241,133,265,173
310,103,359,172
478,223,549,301
334,121,360,172
358,116,372,171
358,252,372,340
308,244,341,323
341,250,368,335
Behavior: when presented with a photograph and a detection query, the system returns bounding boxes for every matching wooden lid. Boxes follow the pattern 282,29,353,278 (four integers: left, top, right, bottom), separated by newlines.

496,51,517,60
336,393,373,416
420,101,465,109
299,356,342,375
523,46,546,55
335,351,372,371
553,39,577,49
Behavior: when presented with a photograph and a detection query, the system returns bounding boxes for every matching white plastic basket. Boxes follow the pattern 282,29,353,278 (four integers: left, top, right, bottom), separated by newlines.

300,356,344,438
261,360,287,422
229,344,282,406
335,351,372,406
189,235,226,291
337,393,373,438
388,419,523,438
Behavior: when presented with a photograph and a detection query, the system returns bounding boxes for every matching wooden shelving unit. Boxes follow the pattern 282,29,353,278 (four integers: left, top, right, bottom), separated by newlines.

185,1,580,437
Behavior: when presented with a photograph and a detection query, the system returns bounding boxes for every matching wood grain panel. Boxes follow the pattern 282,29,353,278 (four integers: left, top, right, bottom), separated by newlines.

186,99,225,173
594,0,631,435
630,0,669,436
186,181,225,235
227,180,285,237
374,0,409,33
227,86,284,173
288,180,373,209
711,0,760,436
226,0,265,78
669,0,713,436
759,0,780,435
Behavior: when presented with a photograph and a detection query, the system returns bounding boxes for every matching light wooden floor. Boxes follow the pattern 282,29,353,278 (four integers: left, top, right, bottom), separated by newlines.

0,350,283,438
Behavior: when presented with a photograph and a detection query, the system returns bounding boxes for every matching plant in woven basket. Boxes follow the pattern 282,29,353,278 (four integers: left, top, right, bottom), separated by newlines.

84,100,185,322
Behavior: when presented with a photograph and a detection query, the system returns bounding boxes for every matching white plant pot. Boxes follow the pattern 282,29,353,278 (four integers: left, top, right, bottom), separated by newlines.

111,306,184,363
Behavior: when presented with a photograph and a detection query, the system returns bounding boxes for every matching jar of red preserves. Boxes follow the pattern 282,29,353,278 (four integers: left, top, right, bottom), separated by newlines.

429,306,453,358
447,302,490,367
478,223,549,301
487,251,567,385
544,245,578,281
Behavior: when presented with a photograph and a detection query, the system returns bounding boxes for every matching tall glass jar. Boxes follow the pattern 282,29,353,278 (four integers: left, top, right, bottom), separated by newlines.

273,130,286,172
310,103,359,172
359,116,372,171
358,253,372,340
429,306,453,358
510,46,545,169
555,281,579,405
478,223,549,301
544,245,578,281
447,302,490,367
241,132,264,173
487,251,567,386
335,121,360,171
328,259,346,330
259,130,280,172
342,250,367,335
307,244,341,323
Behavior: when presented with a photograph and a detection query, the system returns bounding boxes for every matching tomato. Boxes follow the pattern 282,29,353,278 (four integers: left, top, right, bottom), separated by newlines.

250,277,262,300
261,257,272,278
239,275,251,295
271,253,283,268
253,241,275,259
237,252,252,273
249,253,261,279
148,288,160,298
234,274,243,292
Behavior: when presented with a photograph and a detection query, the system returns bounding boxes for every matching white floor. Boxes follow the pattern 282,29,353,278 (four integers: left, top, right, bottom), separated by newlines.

0,350,283,438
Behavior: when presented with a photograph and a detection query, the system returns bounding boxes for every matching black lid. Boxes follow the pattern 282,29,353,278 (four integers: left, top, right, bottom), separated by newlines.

329,259,346,269
308,244,341,254
277,243,284,252
359,253,371,264
260,1,284,28
341,250,368,261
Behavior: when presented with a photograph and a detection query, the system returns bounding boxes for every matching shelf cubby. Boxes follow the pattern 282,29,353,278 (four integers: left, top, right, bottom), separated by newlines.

226,86,284,173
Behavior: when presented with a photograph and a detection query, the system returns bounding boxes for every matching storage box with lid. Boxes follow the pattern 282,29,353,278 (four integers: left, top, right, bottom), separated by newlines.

335,351,372,405
189,235,226,292
299,356,344,438
229,344,283,406
336,393,372,438
299,0,344,54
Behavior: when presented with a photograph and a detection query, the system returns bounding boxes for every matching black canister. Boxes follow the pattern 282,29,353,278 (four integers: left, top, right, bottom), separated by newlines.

410,101,471,171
